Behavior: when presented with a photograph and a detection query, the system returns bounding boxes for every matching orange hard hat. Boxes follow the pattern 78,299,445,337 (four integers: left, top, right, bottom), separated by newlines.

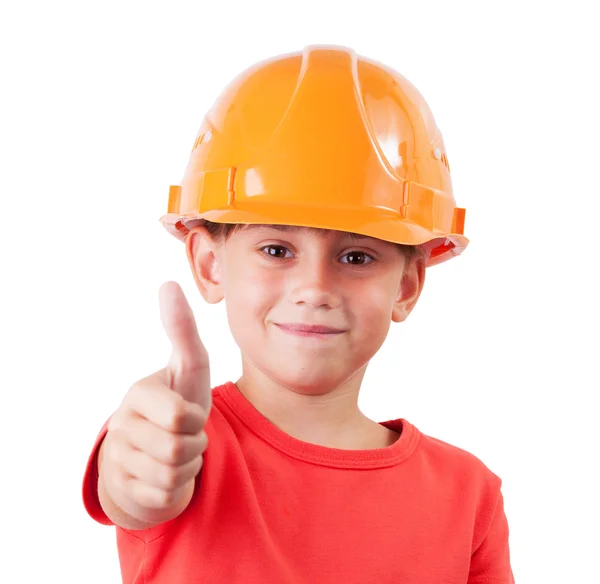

161,45,468,267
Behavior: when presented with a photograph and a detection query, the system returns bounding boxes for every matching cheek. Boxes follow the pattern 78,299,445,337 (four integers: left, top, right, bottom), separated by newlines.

351,281,397,339
224,264,280,331
356,279,398,318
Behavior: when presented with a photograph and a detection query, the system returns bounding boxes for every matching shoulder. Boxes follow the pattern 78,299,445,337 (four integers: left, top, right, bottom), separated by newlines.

411,426,506,537
415,426,503,490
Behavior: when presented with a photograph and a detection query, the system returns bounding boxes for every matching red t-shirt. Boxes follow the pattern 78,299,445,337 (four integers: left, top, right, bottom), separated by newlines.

82,381,515,583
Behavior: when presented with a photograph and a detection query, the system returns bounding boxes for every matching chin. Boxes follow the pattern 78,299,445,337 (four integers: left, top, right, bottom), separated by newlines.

264,366,356,396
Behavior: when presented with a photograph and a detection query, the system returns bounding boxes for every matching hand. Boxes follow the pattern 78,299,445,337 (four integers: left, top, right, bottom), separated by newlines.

100,282,211,524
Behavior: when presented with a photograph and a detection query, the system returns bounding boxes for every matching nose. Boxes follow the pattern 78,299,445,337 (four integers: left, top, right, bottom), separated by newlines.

287,254,341,309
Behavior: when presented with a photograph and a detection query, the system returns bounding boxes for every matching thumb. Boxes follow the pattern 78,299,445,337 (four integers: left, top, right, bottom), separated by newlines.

159,281,211,413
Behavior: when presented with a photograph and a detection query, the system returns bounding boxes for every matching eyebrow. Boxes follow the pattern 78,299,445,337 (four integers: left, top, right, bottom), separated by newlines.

243,224,370,241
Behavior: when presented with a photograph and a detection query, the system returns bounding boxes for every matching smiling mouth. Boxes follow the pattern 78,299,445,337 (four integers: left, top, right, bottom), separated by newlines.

274,323,346,338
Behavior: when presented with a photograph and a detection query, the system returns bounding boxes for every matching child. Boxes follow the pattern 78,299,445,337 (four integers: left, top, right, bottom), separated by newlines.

82,45,514,583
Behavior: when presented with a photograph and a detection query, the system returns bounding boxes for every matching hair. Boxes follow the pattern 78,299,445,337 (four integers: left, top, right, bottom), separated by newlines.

198,220,424,263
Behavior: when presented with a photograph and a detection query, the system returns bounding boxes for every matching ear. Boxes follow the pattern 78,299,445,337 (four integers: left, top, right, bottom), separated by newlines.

186,226,224,304
391,254,426,323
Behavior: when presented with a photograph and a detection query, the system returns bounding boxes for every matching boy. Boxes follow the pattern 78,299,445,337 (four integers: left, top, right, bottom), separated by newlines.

82,45,514,583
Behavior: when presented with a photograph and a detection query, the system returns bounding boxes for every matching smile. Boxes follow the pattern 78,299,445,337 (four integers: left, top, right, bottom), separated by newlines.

274,323,346,339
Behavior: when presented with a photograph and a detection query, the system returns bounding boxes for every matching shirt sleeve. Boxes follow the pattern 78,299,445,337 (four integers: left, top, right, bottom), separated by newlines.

81,417,114,526
468,485,515,583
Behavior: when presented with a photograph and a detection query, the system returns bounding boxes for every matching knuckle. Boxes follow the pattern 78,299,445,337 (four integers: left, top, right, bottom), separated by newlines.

165,436,185,463
105,444,120,468
112,468,132,501
154,487,177,508
191,403,208,427
133,482,157,508
166,398,187,431
127,379,144,401
116,448,134,475
105,431,125,464
160,467,180,490
107,411,124,432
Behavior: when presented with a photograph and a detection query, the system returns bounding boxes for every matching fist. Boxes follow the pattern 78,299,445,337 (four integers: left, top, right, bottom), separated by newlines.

100,282,212,523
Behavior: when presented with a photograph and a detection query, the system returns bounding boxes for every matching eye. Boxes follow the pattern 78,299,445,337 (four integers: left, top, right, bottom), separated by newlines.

340,251,374,265
260,244,293,259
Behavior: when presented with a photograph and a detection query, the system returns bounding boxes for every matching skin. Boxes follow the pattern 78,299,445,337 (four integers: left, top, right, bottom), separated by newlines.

186,224,426,450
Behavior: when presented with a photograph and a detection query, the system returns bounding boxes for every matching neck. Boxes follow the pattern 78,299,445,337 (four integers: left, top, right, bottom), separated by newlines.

235,359,394,449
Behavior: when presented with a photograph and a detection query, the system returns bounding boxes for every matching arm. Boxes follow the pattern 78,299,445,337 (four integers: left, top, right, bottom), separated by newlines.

468,487,515,583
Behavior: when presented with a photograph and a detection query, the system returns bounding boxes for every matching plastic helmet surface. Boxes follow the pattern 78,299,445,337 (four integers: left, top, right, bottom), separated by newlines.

161,45,468,266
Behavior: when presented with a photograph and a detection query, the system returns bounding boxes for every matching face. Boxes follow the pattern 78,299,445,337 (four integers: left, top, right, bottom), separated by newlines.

189,225,424,395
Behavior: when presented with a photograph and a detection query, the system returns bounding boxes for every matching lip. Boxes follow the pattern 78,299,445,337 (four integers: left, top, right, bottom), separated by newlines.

274,323,346,338
276,323,346,333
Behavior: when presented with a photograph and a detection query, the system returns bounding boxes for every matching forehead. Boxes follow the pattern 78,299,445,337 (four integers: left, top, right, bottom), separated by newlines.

240,224,372,242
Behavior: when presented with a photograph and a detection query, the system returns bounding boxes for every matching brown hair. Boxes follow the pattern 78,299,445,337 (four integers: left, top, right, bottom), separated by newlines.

199,220,423,263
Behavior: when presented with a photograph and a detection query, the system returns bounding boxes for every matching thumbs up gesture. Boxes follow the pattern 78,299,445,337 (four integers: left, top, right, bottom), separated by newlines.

98,282,211,528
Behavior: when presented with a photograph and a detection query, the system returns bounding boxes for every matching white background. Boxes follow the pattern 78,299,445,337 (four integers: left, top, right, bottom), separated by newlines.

1,1,598,582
